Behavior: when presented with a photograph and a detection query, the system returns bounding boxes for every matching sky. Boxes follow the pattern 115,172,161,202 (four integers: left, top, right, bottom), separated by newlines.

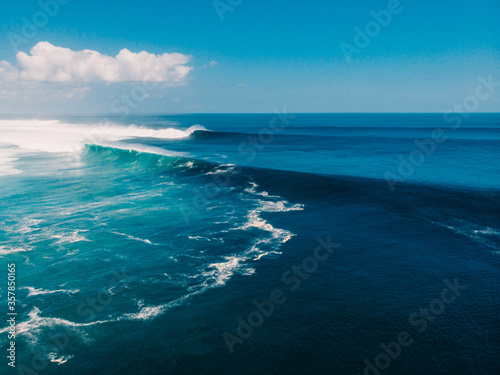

0,0,498,114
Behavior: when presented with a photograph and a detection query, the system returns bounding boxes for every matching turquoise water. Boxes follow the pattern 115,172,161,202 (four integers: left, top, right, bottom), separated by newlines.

0,114,499,374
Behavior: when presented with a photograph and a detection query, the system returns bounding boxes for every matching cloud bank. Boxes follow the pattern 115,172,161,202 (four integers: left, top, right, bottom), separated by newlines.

0,42,192,84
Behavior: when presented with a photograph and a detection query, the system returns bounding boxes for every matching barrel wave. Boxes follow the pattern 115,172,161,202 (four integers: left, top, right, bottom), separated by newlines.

0,114,498,375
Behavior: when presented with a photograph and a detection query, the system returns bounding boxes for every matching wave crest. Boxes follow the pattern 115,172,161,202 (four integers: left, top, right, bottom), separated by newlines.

0,120,207,175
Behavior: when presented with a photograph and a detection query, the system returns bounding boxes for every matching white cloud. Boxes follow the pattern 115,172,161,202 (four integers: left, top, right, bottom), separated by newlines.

202,60,218,69
0,42,192,84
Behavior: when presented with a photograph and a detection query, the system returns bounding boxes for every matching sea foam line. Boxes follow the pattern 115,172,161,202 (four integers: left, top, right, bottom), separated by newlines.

0,119,206,176
110,231,155,245
0,246,28,256
22,287,80,297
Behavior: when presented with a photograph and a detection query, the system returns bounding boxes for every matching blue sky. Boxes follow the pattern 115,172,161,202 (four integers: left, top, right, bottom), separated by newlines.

0,0,498,113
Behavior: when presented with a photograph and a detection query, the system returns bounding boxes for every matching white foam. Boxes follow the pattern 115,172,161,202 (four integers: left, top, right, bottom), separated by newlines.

0,245,29,256
0,147,21,176
111,231,154,245
234,183,305,260
23,287,80,297
205,164,237,175
188,235,224,243
118,292,196,321
0,307,110,337
206,256,249,286
120,253,255,322
259,200,304,213
5,218,43,234
51,230,90,244
48,353,74,365
0,119,206,175
244,182,278,198
472,228,500,236
244,183,304,213
430,220,500,252
120,304,168,321
178,161,195,168
189,235,207,241
238,201,302,241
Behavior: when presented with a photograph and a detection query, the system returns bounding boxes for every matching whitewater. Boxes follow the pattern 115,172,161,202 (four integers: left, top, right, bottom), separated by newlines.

0,114,498,375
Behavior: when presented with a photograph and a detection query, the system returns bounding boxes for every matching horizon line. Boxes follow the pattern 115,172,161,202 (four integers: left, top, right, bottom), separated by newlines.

0,112,499,117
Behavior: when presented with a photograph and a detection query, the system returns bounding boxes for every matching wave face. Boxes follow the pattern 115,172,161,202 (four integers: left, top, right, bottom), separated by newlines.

0,117,306,370
0,118,205,155
0,114,499,375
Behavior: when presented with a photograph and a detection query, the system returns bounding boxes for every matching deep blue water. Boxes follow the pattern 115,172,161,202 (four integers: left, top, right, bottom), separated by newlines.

0,113,499,374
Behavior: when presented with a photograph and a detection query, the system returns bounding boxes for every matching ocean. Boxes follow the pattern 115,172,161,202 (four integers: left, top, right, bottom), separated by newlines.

0,113,499,374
